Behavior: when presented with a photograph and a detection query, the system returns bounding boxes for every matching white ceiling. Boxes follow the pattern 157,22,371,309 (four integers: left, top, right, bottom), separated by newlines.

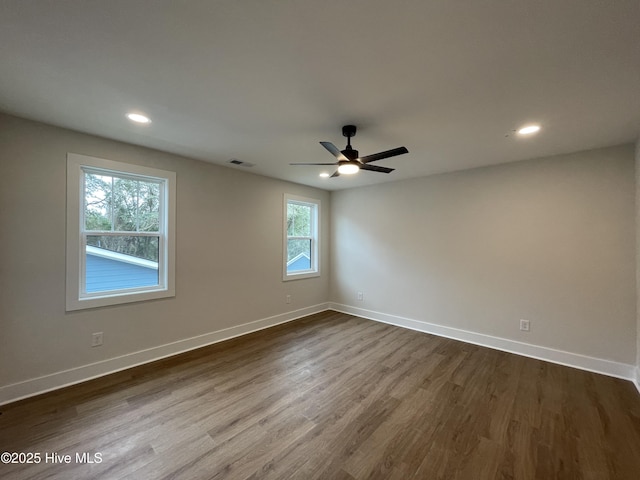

1,1,639,190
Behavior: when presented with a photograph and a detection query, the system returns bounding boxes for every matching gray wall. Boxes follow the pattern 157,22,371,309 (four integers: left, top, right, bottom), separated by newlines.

1,111,637,396
0,114,330,387
330,145,636,364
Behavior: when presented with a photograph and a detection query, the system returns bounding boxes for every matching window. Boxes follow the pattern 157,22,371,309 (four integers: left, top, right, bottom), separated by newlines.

66,153,175,310
284,194,320,280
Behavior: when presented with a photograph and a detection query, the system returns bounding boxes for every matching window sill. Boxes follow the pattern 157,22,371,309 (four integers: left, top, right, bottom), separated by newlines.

66,287,175,311
283,271,320,282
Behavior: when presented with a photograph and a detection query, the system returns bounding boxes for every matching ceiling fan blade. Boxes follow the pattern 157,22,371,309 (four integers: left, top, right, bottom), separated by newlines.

360,164,395,174
360,146,409,164
289,162,338,165
330,170,340,178
320,141,348,161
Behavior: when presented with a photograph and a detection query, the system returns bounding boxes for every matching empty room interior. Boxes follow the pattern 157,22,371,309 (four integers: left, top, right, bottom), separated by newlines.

1,1,640,479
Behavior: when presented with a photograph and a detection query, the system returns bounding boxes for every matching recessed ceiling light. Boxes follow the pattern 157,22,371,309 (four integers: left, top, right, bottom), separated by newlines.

517,124,540,135
319,172,330,178
126,112,151,124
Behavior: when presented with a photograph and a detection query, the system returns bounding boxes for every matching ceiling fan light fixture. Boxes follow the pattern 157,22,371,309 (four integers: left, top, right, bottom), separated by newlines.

337,162,360,174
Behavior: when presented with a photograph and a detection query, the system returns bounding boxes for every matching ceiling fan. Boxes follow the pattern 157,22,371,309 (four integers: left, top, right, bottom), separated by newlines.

290,125,409,177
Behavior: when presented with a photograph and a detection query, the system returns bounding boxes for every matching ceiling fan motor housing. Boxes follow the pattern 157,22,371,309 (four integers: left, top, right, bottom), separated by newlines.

341,148,359,160
342,125,357,138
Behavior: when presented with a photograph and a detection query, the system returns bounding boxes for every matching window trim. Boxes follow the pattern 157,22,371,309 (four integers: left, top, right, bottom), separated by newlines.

283,193,320,281
66,153,176,311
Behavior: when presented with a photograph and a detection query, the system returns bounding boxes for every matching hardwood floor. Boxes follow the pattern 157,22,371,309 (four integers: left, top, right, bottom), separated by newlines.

1,311,640,479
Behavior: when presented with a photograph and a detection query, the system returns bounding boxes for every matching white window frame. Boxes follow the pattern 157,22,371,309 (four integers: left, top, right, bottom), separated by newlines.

66,153,176,311
283,193,320,281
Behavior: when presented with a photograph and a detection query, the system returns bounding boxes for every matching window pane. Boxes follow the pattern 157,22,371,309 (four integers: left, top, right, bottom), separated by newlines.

287,238,312,273
287,203,311,236
87,235,159,261
84,173,112,231
85,235,159,293
113,177,139,231
137,180,160,232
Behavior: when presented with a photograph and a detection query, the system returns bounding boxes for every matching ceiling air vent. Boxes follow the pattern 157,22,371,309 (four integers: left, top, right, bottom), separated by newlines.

228,158,254,167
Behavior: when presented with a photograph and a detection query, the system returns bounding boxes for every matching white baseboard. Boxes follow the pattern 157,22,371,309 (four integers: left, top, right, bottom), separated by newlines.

2,303,636,406
0,303,330,406
329,303,638,383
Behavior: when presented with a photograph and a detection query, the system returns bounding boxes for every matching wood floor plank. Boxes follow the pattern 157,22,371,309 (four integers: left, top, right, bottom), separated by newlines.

1,310,639,479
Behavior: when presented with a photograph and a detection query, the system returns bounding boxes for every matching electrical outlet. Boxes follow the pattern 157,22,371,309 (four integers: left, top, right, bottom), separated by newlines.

91,332,103,347
519,319,530,332
357,291,364,301
286,295,291,304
